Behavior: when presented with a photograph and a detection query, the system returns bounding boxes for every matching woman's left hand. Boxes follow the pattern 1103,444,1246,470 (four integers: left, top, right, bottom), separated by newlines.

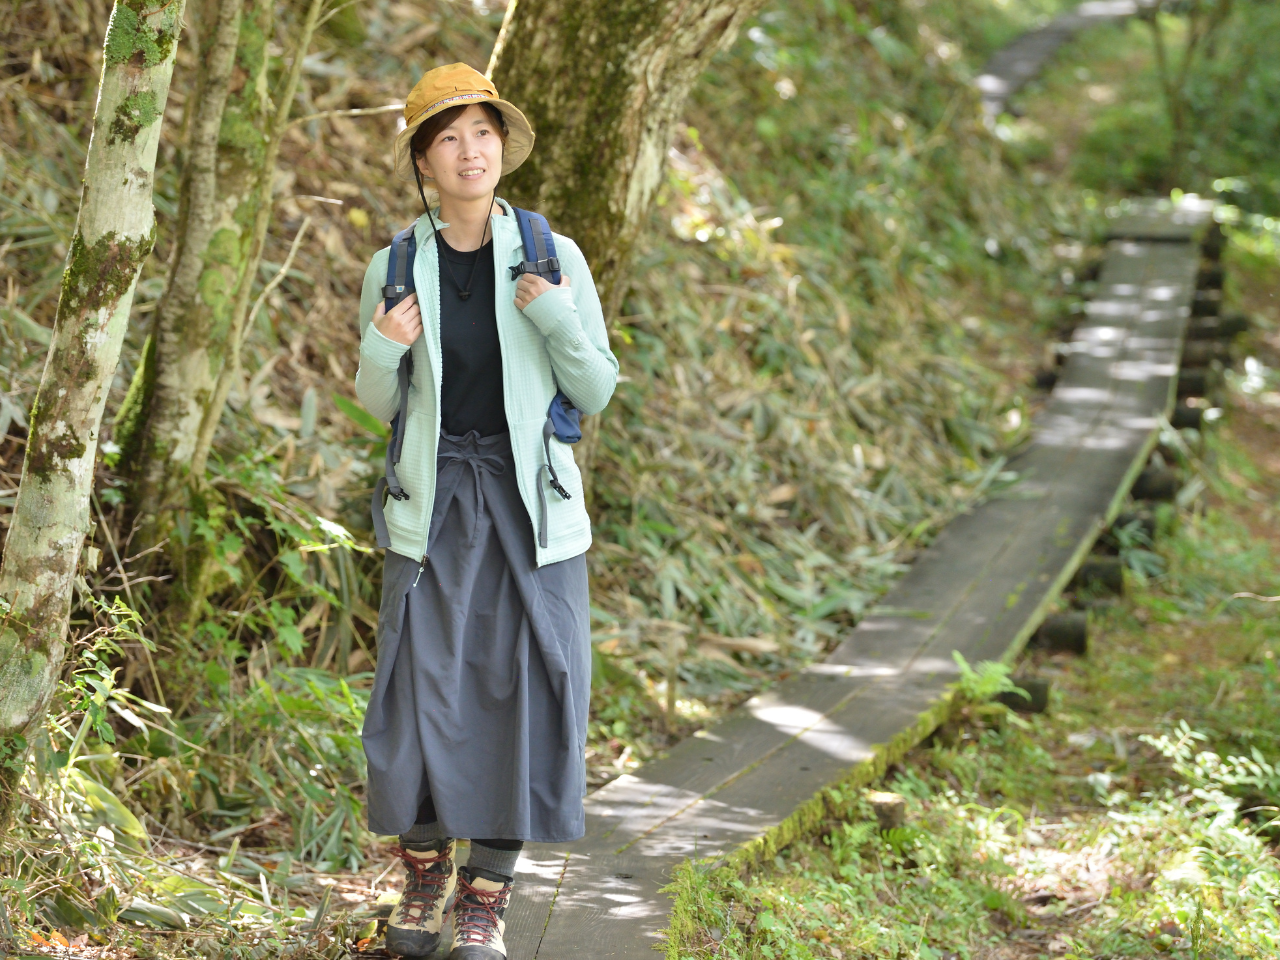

514,272,570,311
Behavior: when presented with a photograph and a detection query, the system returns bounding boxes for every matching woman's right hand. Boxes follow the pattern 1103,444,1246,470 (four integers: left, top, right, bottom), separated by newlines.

372,293,422,346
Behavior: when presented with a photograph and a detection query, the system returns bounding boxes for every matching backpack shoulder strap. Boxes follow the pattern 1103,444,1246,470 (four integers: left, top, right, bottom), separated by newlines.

383,220,418,313
508,207,561,285
371,222,418,547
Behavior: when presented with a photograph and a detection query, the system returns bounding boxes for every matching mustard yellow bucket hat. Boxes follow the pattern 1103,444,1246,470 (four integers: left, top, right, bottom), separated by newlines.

392,63,535,182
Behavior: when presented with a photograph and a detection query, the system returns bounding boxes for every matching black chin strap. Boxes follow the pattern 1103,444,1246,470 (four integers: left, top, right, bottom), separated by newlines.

413,165,498,250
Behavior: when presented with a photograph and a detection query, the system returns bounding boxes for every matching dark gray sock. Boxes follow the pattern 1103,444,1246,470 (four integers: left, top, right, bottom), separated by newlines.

399,821,446,844
467,840,523,880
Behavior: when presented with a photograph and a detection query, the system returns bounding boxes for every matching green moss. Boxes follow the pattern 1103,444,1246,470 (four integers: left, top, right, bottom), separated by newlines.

217,4,271,165
103,3,178,68
203,227,241,267
25,394,89,484
59,228,155,320
112,332,157,471
217,108,268,158
197,266,231,318
27,227,156,483
108,90,160,145
236,4,270,81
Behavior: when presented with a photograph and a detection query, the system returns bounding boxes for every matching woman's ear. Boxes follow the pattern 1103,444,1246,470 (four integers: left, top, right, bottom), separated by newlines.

416,153,434,181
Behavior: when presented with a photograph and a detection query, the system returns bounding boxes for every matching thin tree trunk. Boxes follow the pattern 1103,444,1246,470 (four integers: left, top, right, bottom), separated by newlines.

488,0,767,321
0,0,188,834
487,0,766,501
114,0,268,546
189,0,325,482
159,0,324,628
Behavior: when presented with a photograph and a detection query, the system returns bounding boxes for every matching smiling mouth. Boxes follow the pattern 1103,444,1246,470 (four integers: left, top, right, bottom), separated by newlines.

459,168,486,179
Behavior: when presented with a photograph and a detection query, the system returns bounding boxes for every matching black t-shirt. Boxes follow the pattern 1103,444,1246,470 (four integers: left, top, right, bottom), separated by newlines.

436,233,507,437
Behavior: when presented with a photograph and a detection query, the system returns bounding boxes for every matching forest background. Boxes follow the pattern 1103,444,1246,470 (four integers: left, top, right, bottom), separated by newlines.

1,0,1278,952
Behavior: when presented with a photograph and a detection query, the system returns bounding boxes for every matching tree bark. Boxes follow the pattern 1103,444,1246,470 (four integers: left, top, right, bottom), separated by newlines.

115,0,268,542
487,0,767,321
0,0,188,834
189,0,325,482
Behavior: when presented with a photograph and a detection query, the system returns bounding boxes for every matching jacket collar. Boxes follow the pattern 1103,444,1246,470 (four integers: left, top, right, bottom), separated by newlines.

414,198,523,259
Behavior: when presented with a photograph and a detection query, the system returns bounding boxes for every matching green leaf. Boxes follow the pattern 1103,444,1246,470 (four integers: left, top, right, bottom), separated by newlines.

279,550,309,587
155,876,226,915
2,305,52,345
69,771,148,841
119,898,187,930
333,393,389,438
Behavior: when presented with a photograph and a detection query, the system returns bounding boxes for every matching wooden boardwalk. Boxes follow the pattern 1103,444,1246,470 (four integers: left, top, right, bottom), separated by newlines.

487,202,1210,958
976,1,1137,117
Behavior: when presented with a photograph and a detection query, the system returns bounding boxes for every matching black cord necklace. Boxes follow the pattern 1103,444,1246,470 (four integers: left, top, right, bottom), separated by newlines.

415,167,493,302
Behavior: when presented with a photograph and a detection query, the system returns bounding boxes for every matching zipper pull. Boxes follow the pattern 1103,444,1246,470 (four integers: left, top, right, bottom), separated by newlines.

413,555,427,588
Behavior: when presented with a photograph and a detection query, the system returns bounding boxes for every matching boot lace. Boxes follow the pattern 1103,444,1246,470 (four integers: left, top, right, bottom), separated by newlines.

453,873,511,944
389,844,452,927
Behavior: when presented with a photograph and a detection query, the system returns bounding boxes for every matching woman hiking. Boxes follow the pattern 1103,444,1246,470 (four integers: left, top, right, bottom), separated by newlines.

355,62,618,960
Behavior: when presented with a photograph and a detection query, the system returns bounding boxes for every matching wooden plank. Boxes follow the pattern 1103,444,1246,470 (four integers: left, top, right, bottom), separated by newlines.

1104,198,1216,241
630,676,947,859
505,849,569,960
522,853,676,959
572,671,872,853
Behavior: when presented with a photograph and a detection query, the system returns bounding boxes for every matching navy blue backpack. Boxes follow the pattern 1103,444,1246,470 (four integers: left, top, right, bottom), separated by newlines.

371,208,579,550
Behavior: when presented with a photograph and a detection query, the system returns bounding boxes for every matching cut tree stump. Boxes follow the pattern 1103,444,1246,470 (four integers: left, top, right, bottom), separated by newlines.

1073,556,1125,595
867,791,907,831
998,677,1052,714
1132,466,1179,502
1176,369,1209,398
1031,612,1088,655
1172,403,1204,430
1196,264,1224,289
1181,340,1229,366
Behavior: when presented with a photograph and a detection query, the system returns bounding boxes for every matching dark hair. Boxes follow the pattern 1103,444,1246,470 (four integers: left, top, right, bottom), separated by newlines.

410,102,508,163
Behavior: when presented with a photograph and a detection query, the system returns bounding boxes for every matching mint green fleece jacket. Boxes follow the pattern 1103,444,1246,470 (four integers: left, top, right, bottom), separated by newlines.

355,199,618,566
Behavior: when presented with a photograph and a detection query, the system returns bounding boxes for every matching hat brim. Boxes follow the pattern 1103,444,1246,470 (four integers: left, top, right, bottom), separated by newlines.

392,97,534,182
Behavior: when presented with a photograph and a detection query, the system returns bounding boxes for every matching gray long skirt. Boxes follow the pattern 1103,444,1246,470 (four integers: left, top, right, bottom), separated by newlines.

361,430,591,843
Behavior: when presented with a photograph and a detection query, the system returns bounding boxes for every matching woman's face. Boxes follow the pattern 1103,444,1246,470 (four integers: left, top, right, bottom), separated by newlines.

416,105,504,203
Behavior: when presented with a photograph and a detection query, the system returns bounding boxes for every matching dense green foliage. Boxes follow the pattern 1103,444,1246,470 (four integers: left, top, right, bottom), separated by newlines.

1020,3,1280,208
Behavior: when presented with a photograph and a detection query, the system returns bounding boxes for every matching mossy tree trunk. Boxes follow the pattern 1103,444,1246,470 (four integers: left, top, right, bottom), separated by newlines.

189,0,325,481
118,0,324,589
0,0,187,834
114,0,270,545
488,0,766,320
487,0,766,498
162,0,324,626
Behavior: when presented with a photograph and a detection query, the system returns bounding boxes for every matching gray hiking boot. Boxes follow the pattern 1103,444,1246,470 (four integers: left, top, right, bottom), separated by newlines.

386,840,457,958
446,866,513,960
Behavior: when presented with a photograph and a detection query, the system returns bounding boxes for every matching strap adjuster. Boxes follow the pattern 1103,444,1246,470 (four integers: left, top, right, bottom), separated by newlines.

509,257,561,280
383,284,406,298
